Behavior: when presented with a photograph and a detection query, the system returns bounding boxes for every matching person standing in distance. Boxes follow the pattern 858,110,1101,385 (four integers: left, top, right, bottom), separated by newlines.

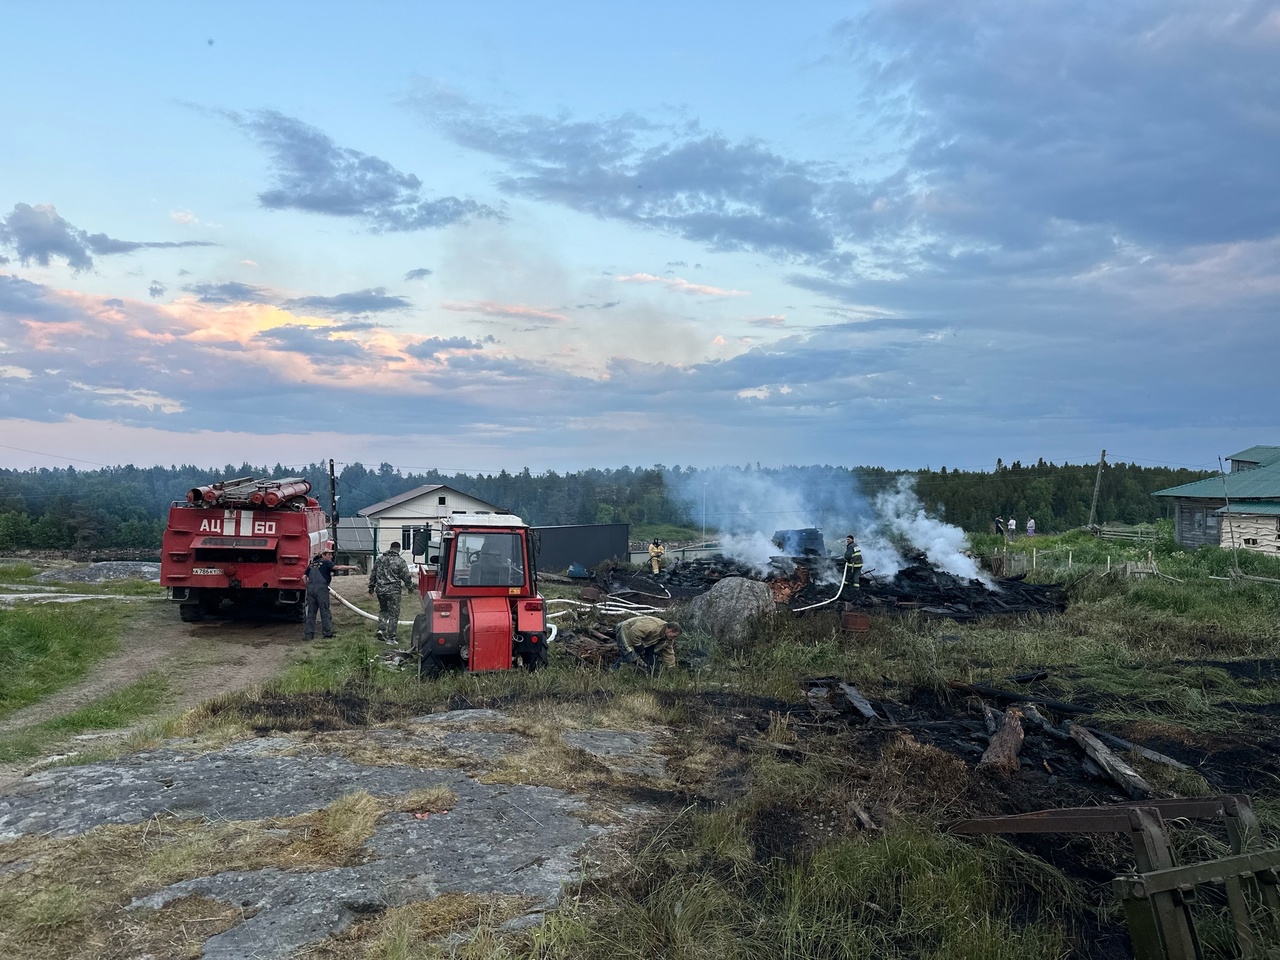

368,540,414,645
648,538,666,575
303,543,357,641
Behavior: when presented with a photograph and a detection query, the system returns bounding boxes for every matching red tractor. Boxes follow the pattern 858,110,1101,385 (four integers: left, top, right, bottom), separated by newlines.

410,512,549,677
161,476,327,622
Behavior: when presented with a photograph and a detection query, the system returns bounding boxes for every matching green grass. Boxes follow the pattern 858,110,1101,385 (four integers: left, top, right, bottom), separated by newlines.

0,671,173,762
0,605,125,717
0,562,38,581
530,816,1073,960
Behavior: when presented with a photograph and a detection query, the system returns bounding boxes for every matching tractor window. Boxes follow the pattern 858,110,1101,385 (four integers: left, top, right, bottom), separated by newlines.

452,533,524,586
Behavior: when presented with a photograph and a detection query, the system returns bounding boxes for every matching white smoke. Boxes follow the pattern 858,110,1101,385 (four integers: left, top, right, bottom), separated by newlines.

719,530,788,574
668,466,992,588
871,477,993,587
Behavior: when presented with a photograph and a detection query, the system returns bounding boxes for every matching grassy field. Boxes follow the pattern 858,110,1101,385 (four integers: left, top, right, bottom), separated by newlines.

4,536,1280,958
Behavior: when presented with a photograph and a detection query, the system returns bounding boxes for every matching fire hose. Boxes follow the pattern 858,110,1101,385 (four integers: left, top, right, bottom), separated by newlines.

790,561,851,613
327,587,557,642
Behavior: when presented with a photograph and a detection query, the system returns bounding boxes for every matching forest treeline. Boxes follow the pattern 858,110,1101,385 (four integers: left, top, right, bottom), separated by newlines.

0,458,1210,552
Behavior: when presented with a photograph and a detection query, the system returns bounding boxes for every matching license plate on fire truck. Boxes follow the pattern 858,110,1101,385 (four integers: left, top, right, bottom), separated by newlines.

191,568,222,575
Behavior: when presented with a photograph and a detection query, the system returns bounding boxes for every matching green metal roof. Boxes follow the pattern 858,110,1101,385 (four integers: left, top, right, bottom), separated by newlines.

1216,501,1280,516
1226,445,1280,466
1153,460,1280,499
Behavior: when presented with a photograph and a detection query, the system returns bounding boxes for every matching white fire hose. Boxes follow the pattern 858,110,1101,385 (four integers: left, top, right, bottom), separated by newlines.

328,587,557,642
790,562,850,613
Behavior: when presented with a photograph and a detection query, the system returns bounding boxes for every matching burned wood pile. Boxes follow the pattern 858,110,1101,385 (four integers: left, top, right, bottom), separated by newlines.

651,553,1067,620
802,676,1196,801
858,562,1067,620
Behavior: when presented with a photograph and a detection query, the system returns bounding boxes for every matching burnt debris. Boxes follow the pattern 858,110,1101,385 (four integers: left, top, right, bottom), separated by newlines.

610,552,1067,621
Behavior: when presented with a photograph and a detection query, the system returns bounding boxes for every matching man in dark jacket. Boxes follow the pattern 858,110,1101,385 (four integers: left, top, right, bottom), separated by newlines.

303,544,358,641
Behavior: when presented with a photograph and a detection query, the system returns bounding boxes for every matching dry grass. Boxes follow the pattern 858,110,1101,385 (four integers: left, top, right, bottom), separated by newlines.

392,785,458,815
298,892,539,960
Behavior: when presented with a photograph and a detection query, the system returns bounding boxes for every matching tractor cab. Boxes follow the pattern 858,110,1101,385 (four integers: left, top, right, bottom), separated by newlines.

411,512,548,677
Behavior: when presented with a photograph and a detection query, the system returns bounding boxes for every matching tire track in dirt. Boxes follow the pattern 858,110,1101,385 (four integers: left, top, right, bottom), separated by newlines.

0,603,310,791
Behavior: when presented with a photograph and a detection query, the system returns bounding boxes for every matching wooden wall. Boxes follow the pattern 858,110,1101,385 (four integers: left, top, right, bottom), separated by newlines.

1173,498,1223,548
1220,513,1280,557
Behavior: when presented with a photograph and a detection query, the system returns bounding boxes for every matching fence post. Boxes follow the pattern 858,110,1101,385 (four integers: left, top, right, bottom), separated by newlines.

1069,550,1072,569
1107,555,1111,573
1033,548,1037,570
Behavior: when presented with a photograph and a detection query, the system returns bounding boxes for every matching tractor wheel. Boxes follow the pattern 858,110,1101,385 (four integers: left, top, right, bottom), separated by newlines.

418,654,444,680
178,603,204,623
520,644,549,672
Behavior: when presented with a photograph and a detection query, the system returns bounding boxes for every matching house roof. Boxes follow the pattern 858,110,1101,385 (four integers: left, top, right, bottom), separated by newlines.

358,484,445,516
334,516,378,553
1216,500,1280,516
357,484,501,518
1226,446,1280,467
1154,461,1280,500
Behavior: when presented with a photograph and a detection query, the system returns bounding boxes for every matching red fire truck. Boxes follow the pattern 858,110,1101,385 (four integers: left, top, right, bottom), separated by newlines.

411,512,549,677
161,476,328,622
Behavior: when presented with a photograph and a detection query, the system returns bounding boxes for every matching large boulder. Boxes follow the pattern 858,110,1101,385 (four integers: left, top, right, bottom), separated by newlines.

687,576,774,647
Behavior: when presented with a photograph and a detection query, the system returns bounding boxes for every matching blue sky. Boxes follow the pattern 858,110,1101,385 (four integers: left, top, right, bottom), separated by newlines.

1,1,1276,474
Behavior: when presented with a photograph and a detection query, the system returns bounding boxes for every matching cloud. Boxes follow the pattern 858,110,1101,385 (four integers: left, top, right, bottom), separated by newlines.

68,381,185,414
170,210,198,225
227,109,501,232
0,203,216,273
616,273,748,297
250,324,369,361
403,267,433,281
403,335,494,359
441,299,567,325
148,281,166,298
281,288,411,315
183,280,273,304
835,1,1280,260
411,87,889,265
745,315,787,328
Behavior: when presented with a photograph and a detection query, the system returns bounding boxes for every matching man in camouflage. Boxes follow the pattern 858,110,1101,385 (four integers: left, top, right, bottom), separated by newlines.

368,540,414,645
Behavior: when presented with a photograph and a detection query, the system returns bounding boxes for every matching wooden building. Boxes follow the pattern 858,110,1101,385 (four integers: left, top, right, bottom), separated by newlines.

1153,446,1280,550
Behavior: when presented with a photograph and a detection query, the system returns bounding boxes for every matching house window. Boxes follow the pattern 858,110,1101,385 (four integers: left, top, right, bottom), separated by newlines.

1245,538,1259,546
1192,510,1205,533
438,496,447,506
401,526,412,549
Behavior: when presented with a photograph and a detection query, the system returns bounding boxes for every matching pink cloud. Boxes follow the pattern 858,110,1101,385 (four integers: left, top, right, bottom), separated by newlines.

615,273,748,297
745,315,787,327
441,300,567,324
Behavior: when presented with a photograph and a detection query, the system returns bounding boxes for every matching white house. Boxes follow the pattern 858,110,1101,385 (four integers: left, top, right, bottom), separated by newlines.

356,484,504,566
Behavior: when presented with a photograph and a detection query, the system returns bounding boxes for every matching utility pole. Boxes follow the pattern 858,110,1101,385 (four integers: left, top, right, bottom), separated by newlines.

328,458,339,550
702,483,707,542
1087,449,1106,531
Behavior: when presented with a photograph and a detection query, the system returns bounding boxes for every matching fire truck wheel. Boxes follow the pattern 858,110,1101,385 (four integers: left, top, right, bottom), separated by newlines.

178,603,204,623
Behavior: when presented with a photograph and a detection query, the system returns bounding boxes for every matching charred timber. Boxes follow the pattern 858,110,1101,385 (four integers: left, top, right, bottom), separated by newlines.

652,553,1066,622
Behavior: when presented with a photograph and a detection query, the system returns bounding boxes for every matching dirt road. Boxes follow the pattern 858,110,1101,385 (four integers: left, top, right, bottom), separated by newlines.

0,576,385,786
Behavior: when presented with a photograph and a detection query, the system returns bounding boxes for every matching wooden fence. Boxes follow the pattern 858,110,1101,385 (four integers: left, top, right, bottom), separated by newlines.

1094,523,1160,542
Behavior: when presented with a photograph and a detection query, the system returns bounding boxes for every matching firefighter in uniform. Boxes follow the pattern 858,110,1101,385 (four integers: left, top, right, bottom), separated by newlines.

368,540,414,645
613,615,682,672
648,538,666,575
843,534,863,593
